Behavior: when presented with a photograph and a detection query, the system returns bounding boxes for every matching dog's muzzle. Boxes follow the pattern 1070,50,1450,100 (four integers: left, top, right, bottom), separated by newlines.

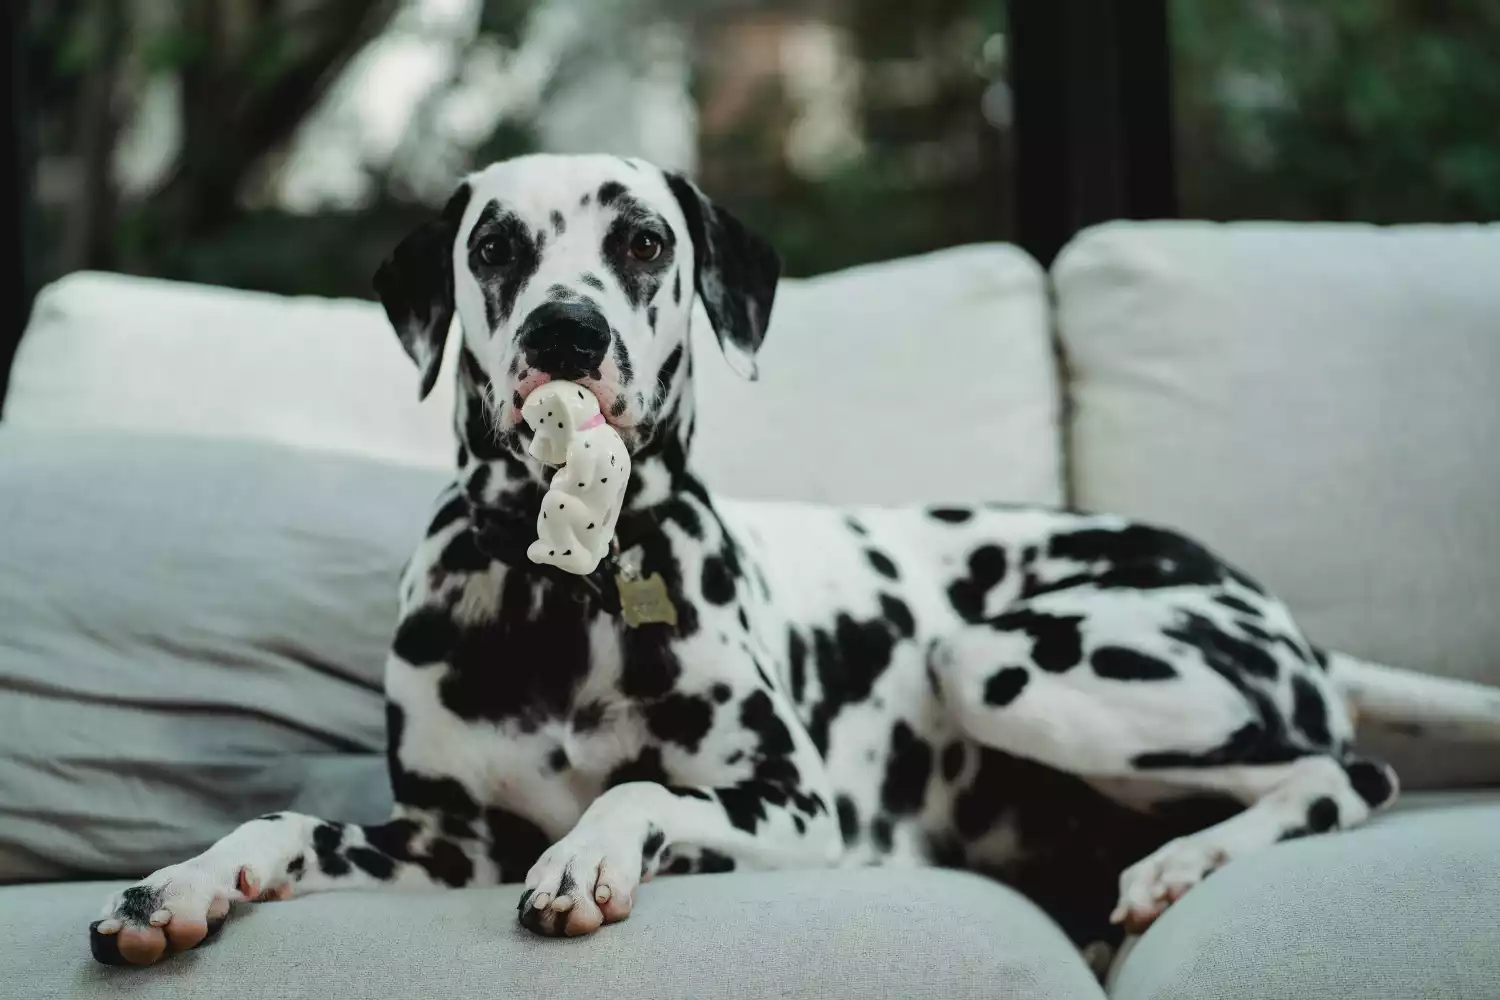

516,301,611,380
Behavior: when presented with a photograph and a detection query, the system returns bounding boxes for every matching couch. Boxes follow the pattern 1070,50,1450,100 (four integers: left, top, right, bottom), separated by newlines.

2,221,1497,999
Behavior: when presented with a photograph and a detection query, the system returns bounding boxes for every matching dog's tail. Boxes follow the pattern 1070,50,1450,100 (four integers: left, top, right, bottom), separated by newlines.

1327,652,1500,742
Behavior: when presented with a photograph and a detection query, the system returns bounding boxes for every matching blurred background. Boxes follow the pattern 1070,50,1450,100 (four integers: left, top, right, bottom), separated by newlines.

11,0,1500,302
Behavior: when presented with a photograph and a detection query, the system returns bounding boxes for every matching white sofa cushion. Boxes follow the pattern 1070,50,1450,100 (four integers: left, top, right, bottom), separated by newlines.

694,244,1063,505
5,243,1063,506
1054,220,1500,787
4,271,461,470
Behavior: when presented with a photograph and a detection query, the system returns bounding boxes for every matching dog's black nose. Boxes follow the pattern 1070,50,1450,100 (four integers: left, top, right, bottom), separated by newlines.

516,301,611,379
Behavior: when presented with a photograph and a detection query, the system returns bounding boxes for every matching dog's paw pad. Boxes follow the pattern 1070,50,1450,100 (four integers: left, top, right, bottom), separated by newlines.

1111,838,1229,934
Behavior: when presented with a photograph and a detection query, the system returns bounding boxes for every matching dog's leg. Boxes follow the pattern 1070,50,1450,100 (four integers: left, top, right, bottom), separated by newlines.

929,595,1398,932
518,692,841,938
89,812,470,966
1110,754,1394,932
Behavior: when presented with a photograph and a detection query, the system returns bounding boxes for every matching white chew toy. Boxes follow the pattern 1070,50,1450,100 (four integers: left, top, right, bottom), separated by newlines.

520,381,631,575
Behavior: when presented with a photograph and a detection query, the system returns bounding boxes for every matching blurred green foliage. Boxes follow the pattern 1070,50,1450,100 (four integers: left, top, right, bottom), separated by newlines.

23,0,1500,303
1174,0,1500,222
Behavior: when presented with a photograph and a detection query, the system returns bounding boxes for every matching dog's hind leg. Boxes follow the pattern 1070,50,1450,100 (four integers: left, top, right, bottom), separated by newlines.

1108,753,1395,932
89,812,471,967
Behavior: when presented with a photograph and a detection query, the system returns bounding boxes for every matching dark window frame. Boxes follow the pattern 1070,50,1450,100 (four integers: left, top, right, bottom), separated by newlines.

1007,0,1176,268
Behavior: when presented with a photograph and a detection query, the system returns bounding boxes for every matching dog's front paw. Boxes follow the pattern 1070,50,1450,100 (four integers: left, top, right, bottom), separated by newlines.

90,863,279,966
1110,836,1229,934
518,833,642,937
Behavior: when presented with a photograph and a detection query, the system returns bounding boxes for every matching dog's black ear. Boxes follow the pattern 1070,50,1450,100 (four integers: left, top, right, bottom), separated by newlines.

664,172,781,380
373,182,472,400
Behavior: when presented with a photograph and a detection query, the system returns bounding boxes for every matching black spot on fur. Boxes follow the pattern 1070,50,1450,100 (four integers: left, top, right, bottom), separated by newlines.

116,885,163,924
666,855,692,875
391,607,457,666
672,270,682,303
1343,758,1396,808
805,613,900,753
286,854,305,879
313,822,351,877
436,570,593,726
991,609,1085,673
1307,795,1340,832
598,181,626,206
929,507,973,524
608,746,671,788
467,200,543,331
1164,610,1280,680
698,849,736,873
657,343,686,403
870,816,894,851
865,549,899,580
551,210,566,235
647,305,658,329
346,846,396,881
844,516,868,536
948,545,1009,622
670,786,714,802
428,493,468,537
701,555,735,605
1291,675,1332,746
646,693,715,752
581,272,605,290
711,682,732,704
881,722,933,815
836,794,859,844
1214,593,1259,615
440,529,491,573
1046,525,1238,592
1090,646,1178,681
642,826,666,864
879,594,915,638
547,746,569,772
984,666,1031,706
486,807,551,882
941,741,966,781
572,700,606,732
787,631,809,703
386,703,483,837
363,819,474,887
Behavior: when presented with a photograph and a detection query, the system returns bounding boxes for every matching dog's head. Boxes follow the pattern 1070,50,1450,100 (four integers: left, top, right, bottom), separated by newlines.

373,154,779,454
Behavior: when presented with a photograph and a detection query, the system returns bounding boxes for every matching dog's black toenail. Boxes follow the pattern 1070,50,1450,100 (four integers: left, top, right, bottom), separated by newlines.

89,922,131,966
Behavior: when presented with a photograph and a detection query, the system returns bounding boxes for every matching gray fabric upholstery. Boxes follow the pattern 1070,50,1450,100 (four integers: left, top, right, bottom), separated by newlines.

0,430,436,882
0,869,1105,1000
1054,221,1500,788
1108,793,1500,1000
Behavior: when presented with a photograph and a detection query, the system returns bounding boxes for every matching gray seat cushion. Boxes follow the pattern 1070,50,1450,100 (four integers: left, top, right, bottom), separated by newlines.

1,868,1105,1000
0,430,436,882
1108,793,1500,1000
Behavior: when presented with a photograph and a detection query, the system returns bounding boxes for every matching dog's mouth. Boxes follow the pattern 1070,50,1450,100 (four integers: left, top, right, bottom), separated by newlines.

504,367,635,432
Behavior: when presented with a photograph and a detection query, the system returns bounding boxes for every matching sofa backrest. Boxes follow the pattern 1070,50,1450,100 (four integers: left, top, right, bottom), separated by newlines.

1054,220,1500,786
3,246,1064,506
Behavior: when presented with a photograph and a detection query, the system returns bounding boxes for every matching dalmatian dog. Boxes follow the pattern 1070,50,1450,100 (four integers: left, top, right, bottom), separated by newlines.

90,153,1500,969
522,381,630,575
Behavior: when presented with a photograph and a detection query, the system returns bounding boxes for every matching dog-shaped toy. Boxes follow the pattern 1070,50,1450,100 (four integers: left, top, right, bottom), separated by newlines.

521,381,630,575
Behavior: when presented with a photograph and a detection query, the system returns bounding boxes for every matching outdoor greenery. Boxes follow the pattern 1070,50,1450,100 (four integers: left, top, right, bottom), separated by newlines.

1173,0,1500,222
23,0,1500,302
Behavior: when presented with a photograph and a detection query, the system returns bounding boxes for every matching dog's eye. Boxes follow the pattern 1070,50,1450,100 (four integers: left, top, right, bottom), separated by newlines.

478,238,511,268
628,231,663,263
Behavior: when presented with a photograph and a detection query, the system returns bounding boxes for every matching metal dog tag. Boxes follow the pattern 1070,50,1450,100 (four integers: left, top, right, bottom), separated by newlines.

615,546,678,629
